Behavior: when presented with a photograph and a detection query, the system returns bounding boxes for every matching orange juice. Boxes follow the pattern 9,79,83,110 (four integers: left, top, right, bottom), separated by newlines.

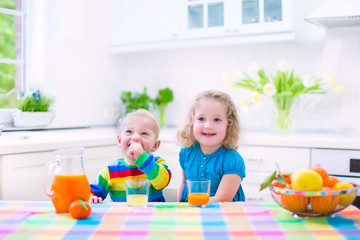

50,174,90,213
188,193,210,206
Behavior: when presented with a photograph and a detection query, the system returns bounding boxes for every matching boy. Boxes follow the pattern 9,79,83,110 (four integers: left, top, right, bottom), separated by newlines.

90,109,171,203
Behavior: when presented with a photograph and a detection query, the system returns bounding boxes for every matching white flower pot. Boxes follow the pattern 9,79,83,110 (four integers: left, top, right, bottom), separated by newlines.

11,110,55,128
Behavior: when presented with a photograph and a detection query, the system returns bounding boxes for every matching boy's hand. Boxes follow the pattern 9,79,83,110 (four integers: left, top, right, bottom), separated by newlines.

129,142,144,159
89,195,103,204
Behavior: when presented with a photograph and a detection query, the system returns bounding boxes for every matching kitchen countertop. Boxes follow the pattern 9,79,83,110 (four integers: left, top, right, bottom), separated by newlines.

1,126,360,155
240,130,360,150
0,127,117,155
1,200,359,239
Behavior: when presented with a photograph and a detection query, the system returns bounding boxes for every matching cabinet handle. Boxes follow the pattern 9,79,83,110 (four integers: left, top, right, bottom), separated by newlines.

245,158,264,162
247,197,263,201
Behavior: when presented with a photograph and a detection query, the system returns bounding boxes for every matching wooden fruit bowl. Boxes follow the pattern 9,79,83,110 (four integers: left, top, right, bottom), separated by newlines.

269,183,359,217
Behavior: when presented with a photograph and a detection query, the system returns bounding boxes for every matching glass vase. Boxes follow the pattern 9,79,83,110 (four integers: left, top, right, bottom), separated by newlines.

158,104,166,127
273,96,295,132
275,109,292,132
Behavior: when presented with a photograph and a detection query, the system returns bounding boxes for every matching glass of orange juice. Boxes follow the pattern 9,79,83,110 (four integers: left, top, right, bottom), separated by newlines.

125,179,149,207
187,179,210,207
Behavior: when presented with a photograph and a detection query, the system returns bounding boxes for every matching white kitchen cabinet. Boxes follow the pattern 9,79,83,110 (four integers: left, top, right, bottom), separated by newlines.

180,0,292,39
1,146,118,201
238,145,311,201
244,172,274,201
112,0,293,53
112,0,181,52
156,141,181,189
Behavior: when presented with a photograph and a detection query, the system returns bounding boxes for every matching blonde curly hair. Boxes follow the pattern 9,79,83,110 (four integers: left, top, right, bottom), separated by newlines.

177,90,241,150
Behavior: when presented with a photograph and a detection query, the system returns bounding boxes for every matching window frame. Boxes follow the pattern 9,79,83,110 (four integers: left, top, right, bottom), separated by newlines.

0,0,27,100
0,0,26,127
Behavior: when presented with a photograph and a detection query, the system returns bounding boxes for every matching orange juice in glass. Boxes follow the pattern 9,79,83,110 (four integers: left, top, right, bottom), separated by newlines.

44,147,90,213
187,179,210,207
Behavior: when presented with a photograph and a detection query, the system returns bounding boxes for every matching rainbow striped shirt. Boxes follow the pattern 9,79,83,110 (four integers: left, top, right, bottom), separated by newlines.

90,152,171,202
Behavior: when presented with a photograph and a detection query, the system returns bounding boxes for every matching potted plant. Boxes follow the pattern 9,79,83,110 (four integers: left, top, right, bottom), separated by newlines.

153,88,174,127
120,87,174,127
11,89,55,127
120,87,152,114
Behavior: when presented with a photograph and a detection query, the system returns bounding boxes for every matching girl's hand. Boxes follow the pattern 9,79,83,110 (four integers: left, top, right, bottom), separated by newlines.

89,195,103,204
129,142,144,159
210,174,242,202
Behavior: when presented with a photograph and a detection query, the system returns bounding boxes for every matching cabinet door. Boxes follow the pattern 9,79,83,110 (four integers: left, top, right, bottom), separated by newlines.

180,0,228,39
2,151,53,201
112,0,180,45
239,0,292,34
238,146,310,201
83,146,120,185
1,146,118,201
242,172,273,201
156,141,181,189
239,146,310,173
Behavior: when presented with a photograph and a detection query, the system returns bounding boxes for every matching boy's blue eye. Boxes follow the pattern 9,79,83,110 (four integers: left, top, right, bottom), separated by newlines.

198,117,205,121
125,130,132,134
214,118,221,122
141,132,149,135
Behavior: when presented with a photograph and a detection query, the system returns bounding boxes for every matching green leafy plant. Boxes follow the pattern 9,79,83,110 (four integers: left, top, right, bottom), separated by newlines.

17,90,54,112
153,87,174,127
224,60,344,131
120,87,152,113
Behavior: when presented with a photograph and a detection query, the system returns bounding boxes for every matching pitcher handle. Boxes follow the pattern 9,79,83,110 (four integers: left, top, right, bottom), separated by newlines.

43,159,57,198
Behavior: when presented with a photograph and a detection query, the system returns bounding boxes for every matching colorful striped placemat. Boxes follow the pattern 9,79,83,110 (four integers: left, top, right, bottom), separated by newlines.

0,201,359,239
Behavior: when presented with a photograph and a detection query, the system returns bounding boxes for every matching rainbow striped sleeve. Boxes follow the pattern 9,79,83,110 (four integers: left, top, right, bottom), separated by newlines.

90,160,148,202
135,152,172,190
90,165,111,199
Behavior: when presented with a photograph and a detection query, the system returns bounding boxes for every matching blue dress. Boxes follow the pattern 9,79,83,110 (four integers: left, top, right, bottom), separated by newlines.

179,142,246,202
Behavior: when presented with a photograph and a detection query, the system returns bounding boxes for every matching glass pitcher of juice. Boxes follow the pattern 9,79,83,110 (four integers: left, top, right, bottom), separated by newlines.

44,147,90,213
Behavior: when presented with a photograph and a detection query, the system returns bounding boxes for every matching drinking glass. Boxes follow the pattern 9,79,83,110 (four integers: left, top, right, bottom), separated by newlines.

125,179,149,207
187,179,211,207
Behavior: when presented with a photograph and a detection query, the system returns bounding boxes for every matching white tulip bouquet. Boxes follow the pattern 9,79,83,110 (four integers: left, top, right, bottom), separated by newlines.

223,60,344,131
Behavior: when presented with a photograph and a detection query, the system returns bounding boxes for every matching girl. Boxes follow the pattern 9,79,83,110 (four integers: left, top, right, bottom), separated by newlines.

177,90,246,202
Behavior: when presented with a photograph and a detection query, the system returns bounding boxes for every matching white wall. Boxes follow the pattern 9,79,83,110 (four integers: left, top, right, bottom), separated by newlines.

25,0,360,134
119,40,359,133
26,0,124,127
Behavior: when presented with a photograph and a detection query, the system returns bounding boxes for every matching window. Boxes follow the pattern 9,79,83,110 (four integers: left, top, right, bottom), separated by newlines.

0,0,26,109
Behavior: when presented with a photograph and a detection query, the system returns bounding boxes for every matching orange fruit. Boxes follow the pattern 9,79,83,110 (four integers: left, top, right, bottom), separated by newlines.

308,165,329,181
280,187,309,213
310,187,339,215
69,199,91,219
323,175,339,188
291,168,323,191
271,179,287,188
279,173,292,185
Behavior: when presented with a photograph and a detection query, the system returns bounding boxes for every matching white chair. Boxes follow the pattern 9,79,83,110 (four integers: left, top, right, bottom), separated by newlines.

163,187,178,202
